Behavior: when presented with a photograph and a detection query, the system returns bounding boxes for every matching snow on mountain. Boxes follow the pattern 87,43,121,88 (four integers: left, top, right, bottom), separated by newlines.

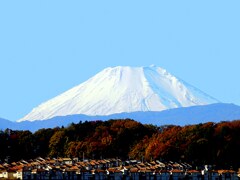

18,65,219,122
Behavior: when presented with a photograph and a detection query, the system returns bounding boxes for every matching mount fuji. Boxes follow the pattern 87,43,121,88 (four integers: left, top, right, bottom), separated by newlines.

18,65,219,122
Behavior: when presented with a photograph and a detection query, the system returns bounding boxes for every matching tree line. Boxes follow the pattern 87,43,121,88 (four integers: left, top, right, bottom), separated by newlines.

0,119,240,169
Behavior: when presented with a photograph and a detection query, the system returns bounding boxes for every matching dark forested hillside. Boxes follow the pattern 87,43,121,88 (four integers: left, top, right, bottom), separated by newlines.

0,119,240,169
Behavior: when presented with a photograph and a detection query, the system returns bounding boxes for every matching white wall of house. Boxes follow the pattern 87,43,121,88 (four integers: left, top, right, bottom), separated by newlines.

13,171,23,180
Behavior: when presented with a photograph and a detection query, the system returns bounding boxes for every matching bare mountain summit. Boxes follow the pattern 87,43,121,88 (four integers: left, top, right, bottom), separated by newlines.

18,65,219,122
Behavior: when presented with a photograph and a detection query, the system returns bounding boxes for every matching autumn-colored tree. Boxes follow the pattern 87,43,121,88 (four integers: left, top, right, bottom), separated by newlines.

1,119,240,169
49,130,66,157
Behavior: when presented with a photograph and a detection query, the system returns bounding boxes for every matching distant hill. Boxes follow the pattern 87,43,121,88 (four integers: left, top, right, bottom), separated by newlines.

1,103,238,132
0,117,15,130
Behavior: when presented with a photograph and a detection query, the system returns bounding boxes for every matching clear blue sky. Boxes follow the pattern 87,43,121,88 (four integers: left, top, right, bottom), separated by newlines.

0,1,240,121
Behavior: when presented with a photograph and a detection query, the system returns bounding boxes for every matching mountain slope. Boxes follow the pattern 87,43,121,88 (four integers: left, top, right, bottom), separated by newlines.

18,65,219,122
11,103,240,132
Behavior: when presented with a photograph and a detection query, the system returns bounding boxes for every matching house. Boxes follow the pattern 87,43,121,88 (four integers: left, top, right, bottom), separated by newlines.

62,157,73,165
81,169,93,180
51,168,65,179
145,169,155,180
187,169,202,180
94,169,108,180
0,158,239,180
64,168,79,180
22,167,32,179
129,167,140,179
31,168,48,179
218,170,238,180
0,170,8,179
205,170,220,180
159,170,171,180
0,169,16,179
113,159,122,167
109,169,123,180
171,169,185,180
13,167,23,180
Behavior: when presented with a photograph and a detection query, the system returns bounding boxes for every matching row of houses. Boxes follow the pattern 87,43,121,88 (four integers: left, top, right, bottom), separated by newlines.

0,157,239,180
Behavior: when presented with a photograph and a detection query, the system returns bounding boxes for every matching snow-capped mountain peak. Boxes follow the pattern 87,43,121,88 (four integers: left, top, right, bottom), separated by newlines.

17,66,219,122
